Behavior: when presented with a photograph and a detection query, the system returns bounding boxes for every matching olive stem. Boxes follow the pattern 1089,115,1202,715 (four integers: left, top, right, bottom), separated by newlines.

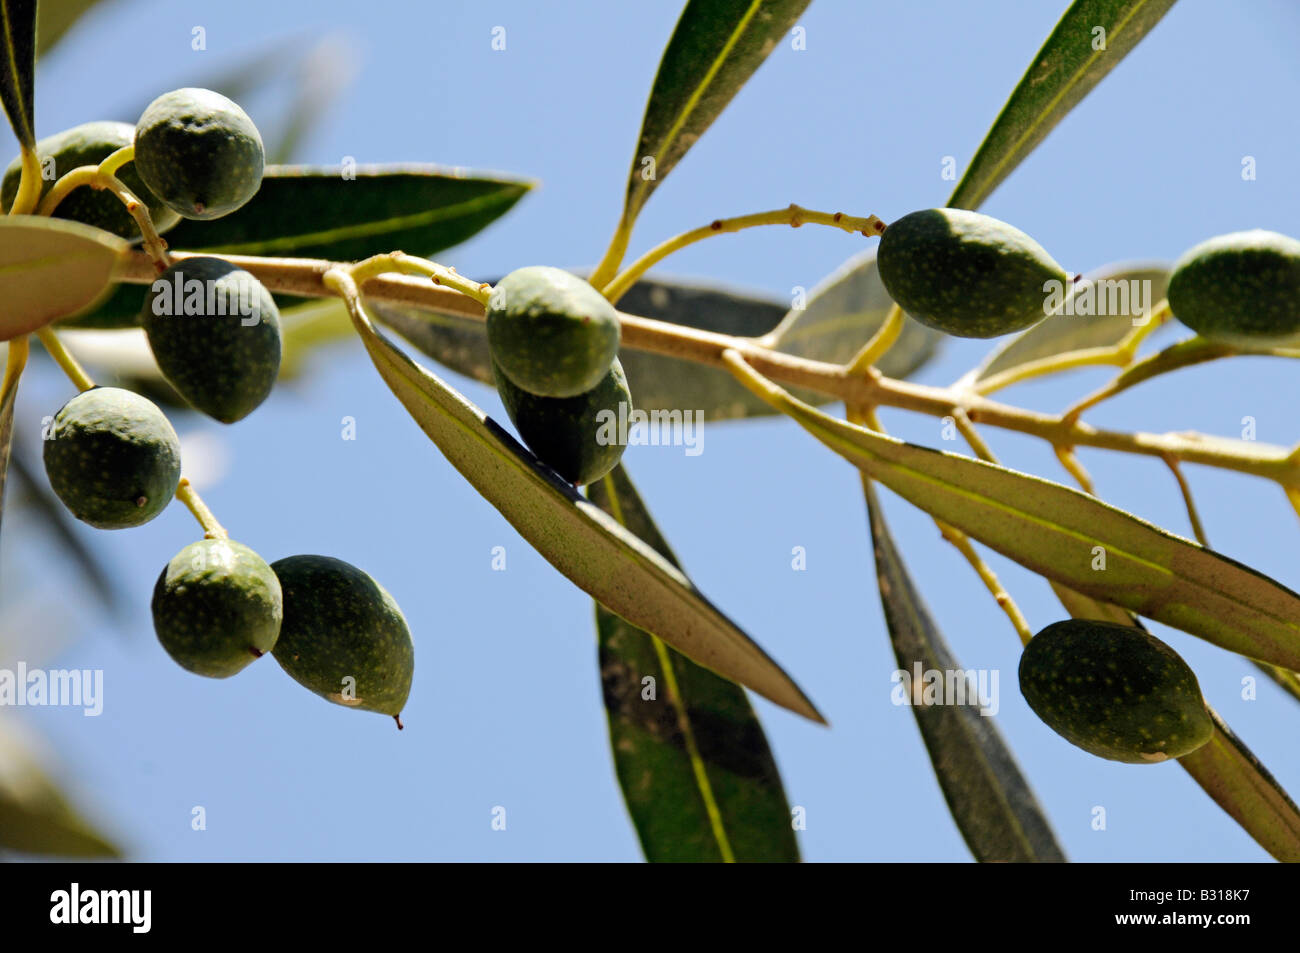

846,303,904,374
114,249,1300,489
1053,445,1096,496
35,327,95,392
1162,455,1208,546
350,252,492,306
1,335,29,409
588,215,633,292
39,164,171,271
96,144,135,178
176,479,228,540
8,146,43,216
599,204,887,305
973,301,1174,398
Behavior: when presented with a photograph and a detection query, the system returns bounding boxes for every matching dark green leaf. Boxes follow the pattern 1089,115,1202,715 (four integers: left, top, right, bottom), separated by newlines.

947,0,1176,210
968,262,1170,386
0,721,121,857
864,481,1065,862
0,0,36,148
162,164,534,261
590,465,798,862
620,0,810,226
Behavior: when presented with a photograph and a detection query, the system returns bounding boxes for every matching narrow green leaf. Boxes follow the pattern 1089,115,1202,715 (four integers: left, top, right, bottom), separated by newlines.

730,366,1300,673
0,721,121,857
349,303,823,723
1046,586,1300,862
764,247,943,376
161,164,534,261
35,0,108,56
947,0,1176,211
0,0,35,148
864,482,1065,862
0,216,126,340
968,262,1170,386
621,0,810,226
590,466,799,862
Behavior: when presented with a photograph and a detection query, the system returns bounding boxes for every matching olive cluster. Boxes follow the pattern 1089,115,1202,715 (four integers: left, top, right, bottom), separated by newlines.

486,266,633,485
23,90,414,727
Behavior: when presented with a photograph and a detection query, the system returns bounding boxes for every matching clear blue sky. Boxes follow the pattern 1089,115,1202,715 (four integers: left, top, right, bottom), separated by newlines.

6,0,1300,861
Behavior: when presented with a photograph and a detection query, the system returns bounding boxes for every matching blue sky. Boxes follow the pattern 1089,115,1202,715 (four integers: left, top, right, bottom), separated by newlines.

5,0,1300,861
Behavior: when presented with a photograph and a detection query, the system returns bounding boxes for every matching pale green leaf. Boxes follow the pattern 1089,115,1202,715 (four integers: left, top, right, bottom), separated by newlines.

349,302,823,723
0,215,125,340
728,364,1300,673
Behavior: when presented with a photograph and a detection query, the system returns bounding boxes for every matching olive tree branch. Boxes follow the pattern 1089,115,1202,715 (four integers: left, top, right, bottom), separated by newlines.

114,249,1300,489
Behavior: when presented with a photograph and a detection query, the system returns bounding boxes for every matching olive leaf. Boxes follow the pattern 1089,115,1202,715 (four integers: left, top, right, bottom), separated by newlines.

947,0,1176,211
590,466,799,862
964,262,1170,387
728,364,1300,672
0,0,35,148
0,216,126,340
864,481,1065,862
0,720,121,857
162,164,533,261
348,300,824,723
617,0,810,229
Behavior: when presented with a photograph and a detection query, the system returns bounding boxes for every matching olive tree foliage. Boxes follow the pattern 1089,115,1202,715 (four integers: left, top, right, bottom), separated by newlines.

2,0,1300,863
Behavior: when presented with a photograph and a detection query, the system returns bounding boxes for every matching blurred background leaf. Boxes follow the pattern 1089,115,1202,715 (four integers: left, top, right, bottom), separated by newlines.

0,719,121,858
